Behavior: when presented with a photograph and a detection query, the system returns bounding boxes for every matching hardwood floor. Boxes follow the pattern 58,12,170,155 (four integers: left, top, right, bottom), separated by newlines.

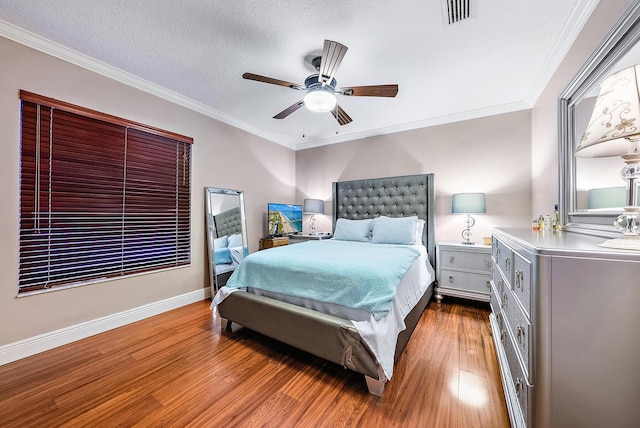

0,298,509,427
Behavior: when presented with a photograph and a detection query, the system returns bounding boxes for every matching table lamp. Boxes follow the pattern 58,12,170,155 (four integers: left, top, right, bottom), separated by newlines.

451,193,486,245
577,64,640,250
303,198,324,234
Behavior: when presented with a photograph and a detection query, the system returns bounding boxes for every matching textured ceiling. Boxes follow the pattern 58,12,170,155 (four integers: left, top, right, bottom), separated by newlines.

0,0,599,150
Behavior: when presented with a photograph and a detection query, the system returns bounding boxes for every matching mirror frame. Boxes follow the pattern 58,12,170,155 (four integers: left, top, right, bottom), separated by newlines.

559,1,640,237
204,187,248,294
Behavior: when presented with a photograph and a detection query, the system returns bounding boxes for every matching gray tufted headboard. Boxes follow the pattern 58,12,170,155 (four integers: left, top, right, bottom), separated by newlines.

213,207,242,238
332,173,435,268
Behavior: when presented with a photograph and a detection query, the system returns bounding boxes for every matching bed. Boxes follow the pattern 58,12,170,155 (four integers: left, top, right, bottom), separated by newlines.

212,173,436,396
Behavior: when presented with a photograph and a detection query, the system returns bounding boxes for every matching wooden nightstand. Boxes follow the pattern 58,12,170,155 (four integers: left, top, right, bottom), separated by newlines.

259,236,289,250
435,241,492,302
288,233,332,244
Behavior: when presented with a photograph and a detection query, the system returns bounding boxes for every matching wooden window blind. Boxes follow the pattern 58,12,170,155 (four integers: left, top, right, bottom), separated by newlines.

18,91,192,294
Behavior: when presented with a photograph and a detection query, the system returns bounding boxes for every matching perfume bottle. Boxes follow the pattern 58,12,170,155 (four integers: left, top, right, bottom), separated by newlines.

552,204,560,231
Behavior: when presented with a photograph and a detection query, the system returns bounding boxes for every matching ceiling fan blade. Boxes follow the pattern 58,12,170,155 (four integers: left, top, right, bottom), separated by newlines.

319,40,348,85
332,105,353,126
273,100,305,119
242,72,305,90
339,84,399,97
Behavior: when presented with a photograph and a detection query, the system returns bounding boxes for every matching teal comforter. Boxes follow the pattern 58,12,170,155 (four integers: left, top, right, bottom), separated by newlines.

225,240,419,320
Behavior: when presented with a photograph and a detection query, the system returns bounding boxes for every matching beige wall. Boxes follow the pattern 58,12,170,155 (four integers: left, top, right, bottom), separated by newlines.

0,36,296,346
295,111,533,243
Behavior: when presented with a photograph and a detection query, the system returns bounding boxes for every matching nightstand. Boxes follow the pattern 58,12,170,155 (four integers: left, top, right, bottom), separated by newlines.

435,241,492,302
288,233,332,244
259,236,289,250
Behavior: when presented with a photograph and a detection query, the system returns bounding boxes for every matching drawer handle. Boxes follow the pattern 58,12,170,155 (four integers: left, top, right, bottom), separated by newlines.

448,275,454,284
500,329,505,343
502,292,507,307
497,248,501,257
515,270,524,289
516,325,525,343
449,255,455,264
485,258,491,267
515,378,523,397
504,257,511,272
486,280,491,289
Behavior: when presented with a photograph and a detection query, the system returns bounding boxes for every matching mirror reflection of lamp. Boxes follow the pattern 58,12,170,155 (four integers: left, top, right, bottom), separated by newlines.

451,193,486,245
303,199,324,234
578,65,640,250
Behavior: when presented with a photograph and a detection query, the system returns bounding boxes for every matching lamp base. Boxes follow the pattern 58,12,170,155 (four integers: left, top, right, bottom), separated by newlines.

598,235,640,250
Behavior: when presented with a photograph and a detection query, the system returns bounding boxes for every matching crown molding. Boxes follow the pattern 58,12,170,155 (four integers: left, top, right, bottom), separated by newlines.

0,19,299,150
524,0,600,105
293,100,532,150
0,11,580,152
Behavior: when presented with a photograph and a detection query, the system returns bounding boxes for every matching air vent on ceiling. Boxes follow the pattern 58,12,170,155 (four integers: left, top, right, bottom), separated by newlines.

443,0,473,26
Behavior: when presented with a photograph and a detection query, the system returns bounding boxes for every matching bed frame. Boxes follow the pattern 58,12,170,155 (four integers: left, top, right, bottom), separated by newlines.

217,173,435,396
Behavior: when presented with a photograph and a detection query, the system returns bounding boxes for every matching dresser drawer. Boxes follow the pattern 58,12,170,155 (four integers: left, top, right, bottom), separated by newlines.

492,309,504,340
440,249,492,273
440,269,491,294
490,279,502,316
513,250,532,318
504,327,531,427
492,265,506,299
503,291,532,383
494,239,513,283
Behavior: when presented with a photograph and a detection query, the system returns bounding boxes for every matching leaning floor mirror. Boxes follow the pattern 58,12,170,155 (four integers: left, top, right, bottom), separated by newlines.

205,187,248,294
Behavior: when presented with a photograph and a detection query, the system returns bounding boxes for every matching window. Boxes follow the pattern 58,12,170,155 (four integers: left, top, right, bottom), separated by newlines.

19,91,192,294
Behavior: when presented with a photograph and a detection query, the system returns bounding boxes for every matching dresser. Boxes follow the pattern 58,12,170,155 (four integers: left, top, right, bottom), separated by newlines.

435,241,492,302
490,228,640,428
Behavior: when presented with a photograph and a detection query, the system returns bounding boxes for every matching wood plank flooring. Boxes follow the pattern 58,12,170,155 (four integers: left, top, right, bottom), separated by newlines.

0,298,509,427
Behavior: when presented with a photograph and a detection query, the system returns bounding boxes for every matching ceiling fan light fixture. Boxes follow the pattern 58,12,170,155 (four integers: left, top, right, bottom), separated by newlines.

304,89,337,113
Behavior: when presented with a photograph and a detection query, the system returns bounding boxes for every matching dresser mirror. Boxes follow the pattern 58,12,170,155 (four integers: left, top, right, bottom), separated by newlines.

205,187,248,294
559,2,640,237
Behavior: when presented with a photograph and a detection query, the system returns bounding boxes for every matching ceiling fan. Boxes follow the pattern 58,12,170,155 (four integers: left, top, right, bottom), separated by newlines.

242,39,399,126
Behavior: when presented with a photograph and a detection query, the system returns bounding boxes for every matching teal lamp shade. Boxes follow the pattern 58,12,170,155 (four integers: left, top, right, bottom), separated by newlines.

451,193,486,214
303,198,324,234
452,193,486,244
587,187,627,209
303,199,324,214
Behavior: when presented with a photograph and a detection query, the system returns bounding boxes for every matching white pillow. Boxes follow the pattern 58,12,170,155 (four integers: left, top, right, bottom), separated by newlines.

214,235,228,248
228,233,243,248
415,218,425,244
371,216,419,245
333,218,373,242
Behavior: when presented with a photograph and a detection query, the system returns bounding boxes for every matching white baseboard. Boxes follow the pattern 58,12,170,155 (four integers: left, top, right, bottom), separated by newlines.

0,287,211,366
